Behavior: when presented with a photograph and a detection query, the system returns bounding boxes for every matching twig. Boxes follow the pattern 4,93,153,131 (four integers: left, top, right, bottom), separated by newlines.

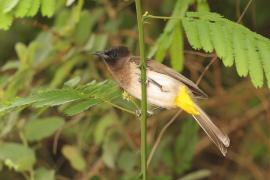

196,56,217,84
83,159,104,180
184,50,215,58
237,0,254,23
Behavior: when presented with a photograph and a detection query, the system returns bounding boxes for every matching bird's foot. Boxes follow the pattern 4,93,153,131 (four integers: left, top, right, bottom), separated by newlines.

135,109,155,118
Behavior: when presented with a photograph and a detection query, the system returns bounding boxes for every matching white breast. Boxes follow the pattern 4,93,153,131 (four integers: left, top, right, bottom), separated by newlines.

125,65,183,108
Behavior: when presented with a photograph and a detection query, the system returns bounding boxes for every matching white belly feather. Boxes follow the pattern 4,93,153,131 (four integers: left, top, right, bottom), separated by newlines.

126,69,184,108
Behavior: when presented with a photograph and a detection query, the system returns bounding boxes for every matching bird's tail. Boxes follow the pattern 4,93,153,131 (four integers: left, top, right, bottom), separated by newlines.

175,86,230,156
192,104,230,156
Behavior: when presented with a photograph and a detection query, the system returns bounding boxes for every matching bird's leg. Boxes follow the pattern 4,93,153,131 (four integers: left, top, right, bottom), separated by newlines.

135,109,141,118
138,77,150,86
135,109,157,118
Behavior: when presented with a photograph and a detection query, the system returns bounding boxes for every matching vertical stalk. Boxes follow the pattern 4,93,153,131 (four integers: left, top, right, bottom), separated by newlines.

134,0,147,179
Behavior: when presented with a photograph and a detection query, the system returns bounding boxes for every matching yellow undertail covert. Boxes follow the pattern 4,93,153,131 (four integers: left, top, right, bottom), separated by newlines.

175,86,200,115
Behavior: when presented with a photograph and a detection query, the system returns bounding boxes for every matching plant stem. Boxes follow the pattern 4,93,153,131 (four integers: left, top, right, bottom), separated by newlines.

135,0,148,179
145,14,182,20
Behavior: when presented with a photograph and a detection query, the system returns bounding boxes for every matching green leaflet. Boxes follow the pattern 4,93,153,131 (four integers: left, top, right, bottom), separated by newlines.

0,0,56,30
232,27,248,77
15,43,28,64
74,11,92,44
169,23,184,71
0,12,12,30
208,22,226,59
102,135,120,168
49,57,82,88
197,20,213,52
26,0,40,17
155,34,173,62
182,19,202,50
41,0,55,17
62,145,86,171
14,0,32,17
222,24,234,67
196,0,210,12
34,168,55,180
94,113,117,145
2,0,19,13
63,99,102,116
117,149,137,173
33,89,84,107
23,117,65,141
0,0,13,30
246,37,264,88
257,41,270,88
0,143,36,172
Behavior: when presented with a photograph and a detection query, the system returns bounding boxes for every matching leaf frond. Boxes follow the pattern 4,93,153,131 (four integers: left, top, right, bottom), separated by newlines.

182,12,270,88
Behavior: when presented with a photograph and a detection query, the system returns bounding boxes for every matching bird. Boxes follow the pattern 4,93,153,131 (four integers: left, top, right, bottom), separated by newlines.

93,46,230,156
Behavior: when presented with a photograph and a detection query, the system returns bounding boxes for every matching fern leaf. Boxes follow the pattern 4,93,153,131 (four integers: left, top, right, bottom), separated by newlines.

182,12,270,88
197,20,213,52
41,0,55,17
232,27,249,77
182,19,202,50
26,0,40,17
14,0,32,17
257,41,270,88
0,80,138,116
246,37,264,87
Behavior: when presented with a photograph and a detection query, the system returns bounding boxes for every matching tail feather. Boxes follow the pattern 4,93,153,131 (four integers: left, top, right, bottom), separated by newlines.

192,104,230,156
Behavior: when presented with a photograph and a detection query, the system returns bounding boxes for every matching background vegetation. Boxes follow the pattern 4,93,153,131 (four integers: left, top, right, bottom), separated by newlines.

0,0,269,179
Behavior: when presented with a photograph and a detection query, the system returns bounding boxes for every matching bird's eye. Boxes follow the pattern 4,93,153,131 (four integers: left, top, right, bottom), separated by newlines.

111,52,117,58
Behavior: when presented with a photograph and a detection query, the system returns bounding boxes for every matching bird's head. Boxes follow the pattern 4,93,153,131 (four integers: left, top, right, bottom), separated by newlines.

93,46,130,64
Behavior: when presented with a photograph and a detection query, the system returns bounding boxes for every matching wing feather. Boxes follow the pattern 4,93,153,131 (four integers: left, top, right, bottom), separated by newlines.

130,56,207,98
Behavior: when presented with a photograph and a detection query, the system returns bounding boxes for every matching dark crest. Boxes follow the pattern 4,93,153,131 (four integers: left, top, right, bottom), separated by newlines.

94,46,130,63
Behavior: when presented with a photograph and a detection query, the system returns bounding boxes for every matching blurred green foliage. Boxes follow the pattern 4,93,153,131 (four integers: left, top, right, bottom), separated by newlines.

0,0,270,179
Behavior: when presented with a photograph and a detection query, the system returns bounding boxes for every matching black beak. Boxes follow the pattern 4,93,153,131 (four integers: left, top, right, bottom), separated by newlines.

92,51,108,59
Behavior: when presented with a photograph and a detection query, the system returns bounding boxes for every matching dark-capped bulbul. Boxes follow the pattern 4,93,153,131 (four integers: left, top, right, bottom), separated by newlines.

93,46,230,156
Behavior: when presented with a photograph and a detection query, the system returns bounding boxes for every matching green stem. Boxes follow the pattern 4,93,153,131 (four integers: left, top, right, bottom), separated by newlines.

103,99,136,115
135,1,148,180
145,14,182,20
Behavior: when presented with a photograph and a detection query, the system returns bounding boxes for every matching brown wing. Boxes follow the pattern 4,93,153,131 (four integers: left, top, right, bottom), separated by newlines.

130,56,207,98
